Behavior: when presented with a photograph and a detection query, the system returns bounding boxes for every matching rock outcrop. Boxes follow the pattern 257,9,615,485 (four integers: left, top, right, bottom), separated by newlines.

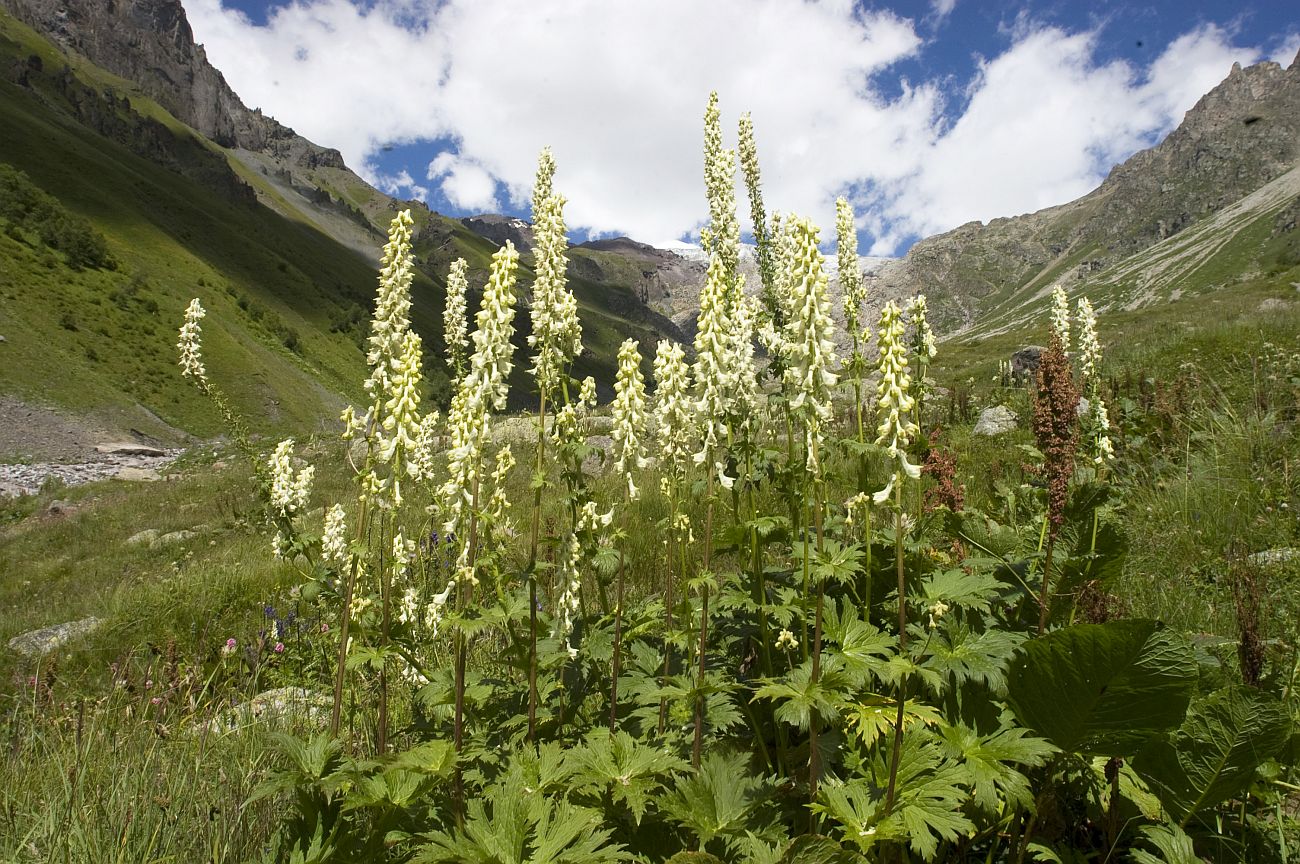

1,0,345,169
872,49,1300,333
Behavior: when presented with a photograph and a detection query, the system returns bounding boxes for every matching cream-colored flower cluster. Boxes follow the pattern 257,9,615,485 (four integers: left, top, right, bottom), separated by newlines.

611,339,648,498
1050,284,1071,351
836,198,866,344
365,210,416,400
269,438,314,557
444,258,469,382
783,216,839,470
653,339,696,479
177,298,207,385
701,93,740,282
873,301,920,504
738,113,776,305
528,148,582,397
467,242,520,413
439,242,520,549
907,294,937,360
485,444,517,546
693,254,734,458
322,503,348,566
1076,297,1114,464
555,500,614,656
378,329,424,506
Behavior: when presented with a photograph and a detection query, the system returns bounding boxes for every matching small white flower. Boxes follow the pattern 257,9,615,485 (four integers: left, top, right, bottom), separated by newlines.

443,257,470,381
611,339,648,498
322,504,347,566
1050,284,1071,352
775,629,798,652
177,298,207,385
873,301,919,504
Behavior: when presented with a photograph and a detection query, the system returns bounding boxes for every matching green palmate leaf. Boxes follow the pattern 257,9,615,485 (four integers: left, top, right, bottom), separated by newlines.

661,751,767,846
1133,685,1292,826
922,627,1024,695
815,735,974,862
1006,620,1197,756
567,729,687,825
842,696,944,748
416,759,626,864
935,724,1056,812
1129,823,1201,864
917,569,1004,613
754,658,849,731
823,602,894,688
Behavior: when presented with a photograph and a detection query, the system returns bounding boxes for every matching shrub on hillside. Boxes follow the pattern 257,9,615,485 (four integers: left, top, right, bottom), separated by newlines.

0,162,116,271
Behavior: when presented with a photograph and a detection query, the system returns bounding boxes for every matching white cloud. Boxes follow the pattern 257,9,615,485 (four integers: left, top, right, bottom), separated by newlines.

889,24,1259,240
427,153,498,212
186,1,1265,253
1271,32,1300,67
375,169,428,202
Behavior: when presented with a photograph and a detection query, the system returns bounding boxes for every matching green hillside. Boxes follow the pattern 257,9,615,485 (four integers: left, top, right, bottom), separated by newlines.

0,8,678,443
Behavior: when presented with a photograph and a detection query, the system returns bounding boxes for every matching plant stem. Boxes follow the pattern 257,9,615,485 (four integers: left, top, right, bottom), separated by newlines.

526,392,548,746
884,481,908,815
659,490,676,736
809,454,826,820
453,476,481,827
330,499,370,737
1038,533,1055,636
693,465,716,770
377,512,390,755
610,509,629,733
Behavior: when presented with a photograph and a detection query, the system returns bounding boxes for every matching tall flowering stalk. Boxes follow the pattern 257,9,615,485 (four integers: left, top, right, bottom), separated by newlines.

701,93,740,285
1050,284,1071,356
907,294,938,431
609,339,647,729
1031,335,1079,636
177,298,259,476
437,240,519,803
784,217,838,472
327,209,424,742
739,113,778,320
874,302,921,505
1076,298,1114,466
873,299,920,816
444,258,469,385
521,148,582,741
837,199,870,443
654,339,695,735
782,215,838,802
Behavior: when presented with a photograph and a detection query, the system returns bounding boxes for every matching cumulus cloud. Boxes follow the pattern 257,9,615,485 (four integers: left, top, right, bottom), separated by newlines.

427,153,499,212
889,23,1258,240
187,0,1265,253
374,169,428,203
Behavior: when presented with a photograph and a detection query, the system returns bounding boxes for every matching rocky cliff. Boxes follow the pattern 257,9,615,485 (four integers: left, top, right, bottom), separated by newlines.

1,0,346,169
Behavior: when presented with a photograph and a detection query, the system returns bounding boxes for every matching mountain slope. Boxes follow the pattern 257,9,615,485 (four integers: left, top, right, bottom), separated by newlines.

875,51,1300,335
0,0,688,451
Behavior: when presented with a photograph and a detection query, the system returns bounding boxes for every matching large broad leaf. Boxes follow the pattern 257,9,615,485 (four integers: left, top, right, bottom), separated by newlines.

1006,620,1196,756
1133,686,1292,826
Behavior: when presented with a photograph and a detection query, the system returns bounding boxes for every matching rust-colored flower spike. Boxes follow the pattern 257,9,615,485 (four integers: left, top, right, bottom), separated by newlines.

1032,334,1079,537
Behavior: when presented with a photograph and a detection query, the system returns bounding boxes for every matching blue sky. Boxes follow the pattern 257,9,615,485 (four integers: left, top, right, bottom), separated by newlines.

186,0,1298,254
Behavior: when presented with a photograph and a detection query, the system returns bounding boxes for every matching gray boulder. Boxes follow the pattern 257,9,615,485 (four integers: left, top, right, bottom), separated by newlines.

8,617,102,657
1248,548,1298,568
1011,346,1044,380
974,405,1019,436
